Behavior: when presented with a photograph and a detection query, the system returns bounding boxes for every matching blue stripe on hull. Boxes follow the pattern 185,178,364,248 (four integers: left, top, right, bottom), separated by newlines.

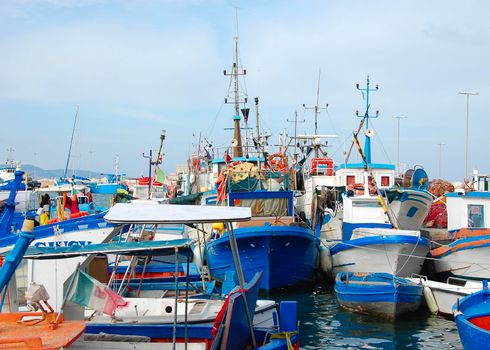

335,272,423,319
206,226,319,291
330,235,430,255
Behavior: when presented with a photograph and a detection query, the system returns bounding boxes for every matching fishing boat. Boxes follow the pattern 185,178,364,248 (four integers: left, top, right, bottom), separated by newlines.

188,36,320,292
321,76,430,278
454,280,490,350
335,272,423,319
330,227,429,278
431,171,490,280
409,276,483,316
295,76,433,243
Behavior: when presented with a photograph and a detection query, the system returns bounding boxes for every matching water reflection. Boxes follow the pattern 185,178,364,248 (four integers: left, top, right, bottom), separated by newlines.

272,284,462,350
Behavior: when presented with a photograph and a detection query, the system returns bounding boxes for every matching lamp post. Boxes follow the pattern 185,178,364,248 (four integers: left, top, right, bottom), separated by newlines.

437,143,446,179
392,116,407,173
458,91,479,181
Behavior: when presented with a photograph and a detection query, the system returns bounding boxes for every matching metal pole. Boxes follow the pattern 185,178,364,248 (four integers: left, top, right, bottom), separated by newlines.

392,116,406,173
459,91,478,181
142,150,153,199
225,222,256,347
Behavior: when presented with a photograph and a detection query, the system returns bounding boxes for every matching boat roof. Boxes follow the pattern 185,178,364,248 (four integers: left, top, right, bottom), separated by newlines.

10,238,193,259
335,163,396,170
104,203,251,224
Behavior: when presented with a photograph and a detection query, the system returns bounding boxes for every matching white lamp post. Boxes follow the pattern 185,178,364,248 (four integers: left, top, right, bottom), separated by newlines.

392,116,407,173
458,91,478,181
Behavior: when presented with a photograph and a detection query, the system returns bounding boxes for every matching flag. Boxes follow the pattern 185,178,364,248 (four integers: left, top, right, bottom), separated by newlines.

225,151,232,164
155,167,166,183
68,269,127,316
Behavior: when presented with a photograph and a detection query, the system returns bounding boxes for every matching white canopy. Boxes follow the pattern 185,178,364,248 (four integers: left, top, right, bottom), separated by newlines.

104,203,251,224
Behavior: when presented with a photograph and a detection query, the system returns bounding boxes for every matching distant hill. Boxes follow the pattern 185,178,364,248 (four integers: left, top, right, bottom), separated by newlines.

22,165,97,179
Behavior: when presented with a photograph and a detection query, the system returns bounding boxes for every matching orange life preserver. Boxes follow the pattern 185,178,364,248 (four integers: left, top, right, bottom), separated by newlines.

69,211,89,219
265,153,288,174
47,218,60,224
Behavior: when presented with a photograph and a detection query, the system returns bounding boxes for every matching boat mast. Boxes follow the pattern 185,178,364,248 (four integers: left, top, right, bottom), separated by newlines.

355,75,379,164
287,111,306,163
303,70,328,157
63,106,79,179
224,36,247,158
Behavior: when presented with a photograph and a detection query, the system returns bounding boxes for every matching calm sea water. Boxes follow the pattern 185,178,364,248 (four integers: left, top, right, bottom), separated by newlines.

273,283,462,350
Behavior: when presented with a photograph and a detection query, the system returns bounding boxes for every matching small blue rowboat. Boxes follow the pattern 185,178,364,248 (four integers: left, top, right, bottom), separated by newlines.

335,272,423,319
454,280,490,350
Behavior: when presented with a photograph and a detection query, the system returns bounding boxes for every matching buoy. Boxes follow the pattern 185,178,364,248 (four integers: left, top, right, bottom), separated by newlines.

212,222,225,233
423,286,439,315
320,245,332,275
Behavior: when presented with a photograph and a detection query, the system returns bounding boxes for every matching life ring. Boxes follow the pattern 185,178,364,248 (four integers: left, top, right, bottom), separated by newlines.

353,183,365,190
265,153,288,174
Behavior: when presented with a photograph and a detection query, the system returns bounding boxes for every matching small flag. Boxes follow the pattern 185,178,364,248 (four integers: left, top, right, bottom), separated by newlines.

225,151,232,164
68,269,127,316
155,167,166,183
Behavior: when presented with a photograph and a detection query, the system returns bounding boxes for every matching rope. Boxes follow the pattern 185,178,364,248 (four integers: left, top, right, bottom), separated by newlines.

322,238,490,266
270,331,298,350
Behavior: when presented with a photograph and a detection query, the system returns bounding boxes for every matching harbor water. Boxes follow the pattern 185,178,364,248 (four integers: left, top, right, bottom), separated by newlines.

274,284,462,349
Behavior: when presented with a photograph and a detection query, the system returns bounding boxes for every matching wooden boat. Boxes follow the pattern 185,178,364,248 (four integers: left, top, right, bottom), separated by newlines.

454,280,490,350
409,276,483,316
335,272,423,319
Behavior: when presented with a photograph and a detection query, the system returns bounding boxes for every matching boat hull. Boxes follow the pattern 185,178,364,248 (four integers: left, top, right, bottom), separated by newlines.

432,236,490,280
206,225,320,291
454,283,490,350
330,235,429,278
335,272,423,319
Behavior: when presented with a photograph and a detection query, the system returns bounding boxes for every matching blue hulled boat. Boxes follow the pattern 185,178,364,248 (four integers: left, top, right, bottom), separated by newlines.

206,189,320,292
454,280,490,350
335,272,423,319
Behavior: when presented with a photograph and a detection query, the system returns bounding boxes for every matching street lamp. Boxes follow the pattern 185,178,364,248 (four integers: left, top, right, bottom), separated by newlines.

392,116,407,173
458,91,479,181
437,143,446,179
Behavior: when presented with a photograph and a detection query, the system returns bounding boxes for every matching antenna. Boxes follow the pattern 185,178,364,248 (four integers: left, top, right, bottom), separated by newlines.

355,75,380,164
287,111,306,163
303,69,328,157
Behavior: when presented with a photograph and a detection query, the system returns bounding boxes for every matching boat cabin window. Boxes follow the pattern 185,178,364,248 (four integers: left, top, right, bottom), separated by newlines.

381,176,390,187
346,175,356,185
232,197,288,217
468,204,485,228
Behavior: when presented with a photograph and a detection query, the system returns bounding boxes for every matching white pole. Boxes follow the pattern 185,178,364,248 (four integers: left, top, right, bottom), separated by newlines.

392,116,407,174
458,91,478,181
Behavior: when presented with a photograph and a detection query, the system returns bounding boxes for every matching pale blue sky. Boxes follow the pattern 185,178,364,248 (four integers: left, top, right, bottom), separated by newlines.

0,0,488,180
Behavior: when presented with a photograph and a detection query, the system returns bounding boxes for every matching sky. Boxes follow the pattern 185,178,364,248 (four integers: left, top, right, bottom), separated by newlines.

0,0,488,181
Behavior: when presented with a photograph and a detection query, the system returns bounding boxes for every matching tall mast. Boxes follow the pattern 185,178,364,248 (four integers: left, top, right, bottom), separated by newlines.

64,106,79,179
355,75,379,164
224,36,247,158
303,70,328,157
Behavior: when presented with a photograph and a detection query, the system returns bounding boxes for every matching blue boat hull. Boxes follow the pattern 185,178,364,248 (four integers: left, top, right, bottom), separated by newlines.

454,282,490,350
335,272,423,319
206,225,320,291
